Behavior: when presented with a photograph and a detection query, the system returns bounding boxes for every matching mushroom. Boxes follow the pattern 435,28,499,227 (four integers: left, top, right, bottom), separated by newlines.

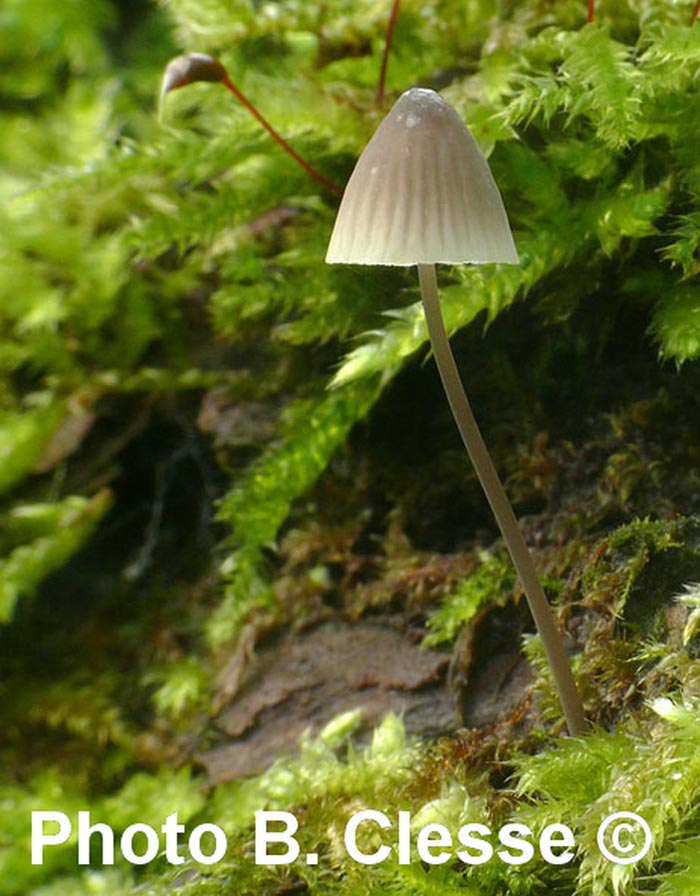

159,53,341,195
326,87,586,736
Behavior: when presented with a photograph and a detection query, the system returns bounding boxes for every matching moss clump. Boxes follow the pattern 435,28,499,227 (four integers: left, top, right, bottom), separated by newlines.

3,1,700,894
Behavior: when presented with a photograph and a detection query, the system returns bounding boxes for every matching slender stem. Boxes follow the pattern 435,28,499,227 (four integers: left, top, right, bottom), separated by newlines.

418,264,586,736
376,0,401,104
221,75,342,196
587,0,595,22
691,0,700,26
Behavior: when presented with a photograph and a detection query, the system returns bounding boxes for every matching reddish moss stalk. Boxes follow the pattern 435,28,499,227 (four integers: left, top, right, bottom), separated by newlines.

220,75,341,195
691,0,700,25
377,0,401,104
587,0,595,23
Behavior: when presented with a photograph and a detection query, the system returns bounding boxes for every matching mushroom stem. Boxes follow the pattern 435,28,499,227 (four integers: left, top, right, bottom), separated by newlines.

418,263,587,737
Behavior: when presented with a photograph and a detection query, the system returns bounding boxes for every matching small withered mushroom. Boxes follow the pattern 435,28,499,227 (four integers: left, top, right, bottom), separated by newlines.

327,87,586,736
159,53,340,195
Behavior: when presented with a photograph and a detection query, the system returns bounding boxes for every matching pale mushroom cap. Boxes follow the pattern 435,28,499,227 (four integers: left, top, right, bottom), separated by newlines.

326,88,519,266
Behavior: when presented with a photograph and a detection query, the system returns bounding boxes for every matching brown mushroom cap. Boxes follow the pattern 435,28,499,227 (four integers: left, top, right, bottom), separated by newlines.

159,53,228,105
326,88,518,267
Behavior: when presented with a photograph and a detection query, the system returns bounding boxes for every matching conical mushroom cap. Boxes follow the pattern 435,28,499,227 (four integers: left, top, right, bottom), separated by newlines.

326,88,518,266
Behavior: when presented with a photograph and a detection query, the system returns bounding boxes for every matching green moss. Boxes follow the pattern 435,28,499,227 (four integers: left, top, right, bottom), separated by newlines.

3,1,700,894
